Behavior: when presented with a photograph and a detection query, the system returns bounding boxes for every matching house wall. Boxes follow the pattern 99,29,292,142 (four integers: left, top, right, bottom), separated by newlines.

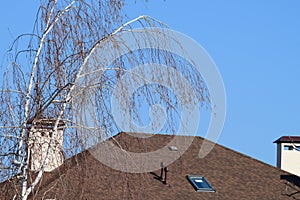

278,142,300,177
28,127,64,172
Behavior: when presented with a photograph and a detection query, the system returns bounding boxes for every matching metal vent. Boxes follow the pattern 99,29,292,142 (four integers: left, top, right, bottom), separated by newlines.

169,146,178,151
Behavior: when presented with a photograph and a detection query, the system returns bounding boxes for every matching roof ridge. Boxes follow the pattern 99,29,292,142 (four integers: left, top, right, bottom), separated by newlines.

210,138,284,173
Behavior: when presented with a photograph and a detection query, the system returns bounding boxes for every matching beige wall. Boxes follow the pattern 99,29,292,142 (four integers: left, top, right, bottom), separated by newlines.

28,127,64,172
277,142,300,176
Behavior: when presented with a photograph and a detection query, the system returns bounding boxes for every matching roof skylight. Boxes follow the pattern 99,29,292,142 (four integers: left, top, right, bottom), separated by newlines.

186,175,215,192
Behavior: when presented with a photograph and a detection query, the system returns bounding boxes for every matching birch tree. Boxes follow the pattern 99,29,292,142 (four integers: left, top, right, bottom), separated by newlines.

0,0,210,199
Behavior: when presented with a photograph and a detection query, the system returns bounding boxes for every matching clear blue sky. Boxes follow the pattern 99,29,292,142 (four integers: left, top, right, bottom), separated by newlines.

1,1,300,166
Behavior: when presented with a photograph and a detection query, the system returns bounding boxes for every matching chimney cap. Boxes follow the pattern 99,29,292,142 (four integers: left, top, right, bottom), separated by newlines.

273,136,300,144
27,118,65,129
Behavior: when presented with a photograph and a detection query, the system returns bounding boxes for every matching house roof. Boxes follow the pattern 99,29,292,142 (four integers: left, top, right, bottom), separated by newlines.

1,132,300,199
274,136,300,143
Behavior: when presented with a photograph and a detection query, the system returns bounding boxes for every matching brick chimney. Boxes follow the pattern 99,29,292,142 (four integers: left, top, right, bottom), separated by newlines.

27,119,64,172
274,136,300,176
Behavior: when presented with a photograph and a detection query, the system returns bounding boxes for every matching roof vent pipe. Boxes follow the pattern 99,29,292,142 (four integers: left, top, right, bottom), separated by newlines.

163,166,168,185
160,162,169,185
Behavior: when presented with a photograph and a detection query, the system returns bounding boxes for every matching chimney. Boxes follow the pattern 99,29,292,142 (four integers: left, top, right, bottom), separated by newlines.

274,136,300,176
27,119,64,172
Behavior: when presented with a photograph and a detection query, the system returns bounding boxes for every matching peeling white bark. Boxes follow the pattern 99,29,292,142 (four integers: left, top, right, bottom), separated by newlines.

21,13,145,200
21,1,77,199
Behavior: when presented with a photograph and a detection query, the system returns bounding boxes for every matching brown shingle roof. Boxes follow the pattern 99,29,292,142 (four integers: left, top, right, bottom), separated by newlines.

274,136,300,143
1,132,300,199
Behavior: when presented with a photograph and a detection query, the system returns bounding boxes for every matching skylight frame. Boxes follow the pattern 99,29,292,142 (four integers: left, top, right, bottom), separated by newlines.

186,175,216,192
